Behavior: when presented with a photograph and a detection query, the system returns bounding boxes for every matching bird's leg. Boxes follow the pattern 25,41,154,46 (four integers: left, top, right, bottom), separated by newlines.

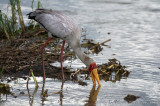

41,38,52,79
41,37,51,94
59,40,65,82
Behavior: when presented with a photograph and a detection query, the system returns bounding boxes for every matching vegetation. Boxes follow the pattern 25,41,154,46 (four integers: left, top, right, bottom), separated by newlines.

0,0,23,40
0,0,42,40
0,10,13,40
10,0,17,33
16,0,26,33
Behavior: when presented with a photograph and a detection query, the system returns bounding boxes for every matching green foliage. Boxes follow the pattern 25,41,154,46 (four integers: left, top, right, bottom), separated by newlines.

10,0,17,32
0,0,44,40
0,0,26,40
0,11,13,40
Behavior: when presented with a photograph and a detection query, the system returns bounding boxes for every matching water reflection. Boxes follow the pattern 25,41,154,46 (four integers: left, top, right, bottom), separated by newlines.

85,85,101,106
59,81,64,106
0,88,9,101
0,94,7,102
26,74,38,106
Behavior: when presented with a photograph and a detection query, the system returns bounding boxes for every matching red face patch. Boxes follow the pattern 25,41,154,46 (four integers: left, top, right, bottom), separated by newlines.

88,63,97,73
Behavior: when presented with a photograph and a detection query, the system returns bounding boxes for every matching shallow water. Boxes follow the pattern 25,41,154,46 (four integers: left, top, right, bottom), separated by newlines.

0,0,160,105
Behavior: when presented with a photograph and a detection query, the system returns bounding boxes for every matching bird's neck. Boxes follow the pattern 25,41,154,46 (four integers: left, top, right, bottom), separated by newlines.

73,47,94,67
68,28,94,67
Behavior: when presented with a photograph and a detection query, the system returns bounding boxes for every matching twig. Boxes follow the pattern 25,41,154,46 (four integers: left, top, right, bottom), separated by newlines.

115,68,122,76
91,39,111,49
100,39,111,45
107,64,114,70
122,71,128,75
70,69,87,80
17,65,30,71
35,30,45,36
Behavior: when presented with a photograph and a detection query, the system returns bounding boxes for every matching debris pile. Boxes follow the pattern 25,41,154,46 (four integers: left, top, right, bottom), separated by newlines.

98,58,130,82
81,38,111,54
70,58,130,83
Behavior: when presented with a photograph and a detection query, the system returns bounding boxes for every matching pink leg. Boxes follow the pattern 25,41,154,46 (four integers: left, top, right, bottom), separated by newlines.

41,38,52,80
59,40,65,82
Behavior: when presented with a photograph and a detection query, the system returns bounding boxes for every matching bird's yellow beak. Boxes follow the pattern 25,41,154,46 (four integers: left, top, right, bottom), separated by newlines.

90,68,101,86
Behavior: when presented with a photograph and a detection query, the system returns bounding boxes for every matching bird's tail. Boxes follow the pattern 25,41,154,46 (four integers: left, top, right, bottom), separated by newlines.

27,11,36,20
27,9,45,20
27,9,47,20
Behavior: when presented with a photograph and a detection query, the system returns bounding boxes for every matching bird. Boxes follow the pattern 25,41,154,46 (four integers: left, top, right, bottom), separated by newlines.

27,9,101,86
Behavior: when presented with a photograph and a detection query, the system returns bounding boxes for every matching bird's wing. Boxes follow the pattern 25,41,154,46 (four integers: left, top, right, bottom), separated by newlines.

28,9,74,38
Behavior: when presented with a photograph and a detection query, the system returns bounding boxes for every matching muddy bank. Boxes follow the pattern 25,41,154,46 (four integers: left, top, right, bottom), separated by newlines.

0,38,74,80
0,27,75,79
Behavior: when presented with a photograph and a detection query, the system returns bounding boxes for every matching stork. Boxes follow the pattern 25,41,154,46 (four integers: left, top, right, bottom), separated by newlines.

27,9,101,86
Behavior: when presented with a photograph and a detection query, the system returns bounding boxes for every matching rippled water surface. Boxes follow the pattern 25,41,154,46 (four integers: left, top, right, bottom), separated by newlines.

0,0,160,105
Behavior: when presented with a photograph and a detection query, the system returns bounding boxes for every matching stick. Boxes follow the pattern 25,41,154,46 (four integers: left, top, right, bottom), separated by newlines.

91,39,111,49
122,71,128,75
17,65,30,71
70,69,88,80
100,39,111,45
107,64,114,70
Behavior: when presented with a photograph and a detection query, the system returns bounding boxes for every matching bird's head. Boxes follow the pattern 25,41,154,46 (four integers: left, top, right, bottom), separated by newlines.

88,63,101,86
88,63,97,73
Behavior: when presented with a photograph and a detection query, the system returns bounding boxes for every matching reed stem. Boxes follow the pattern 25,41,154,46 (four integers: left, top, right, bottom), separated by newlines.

16,0,25,33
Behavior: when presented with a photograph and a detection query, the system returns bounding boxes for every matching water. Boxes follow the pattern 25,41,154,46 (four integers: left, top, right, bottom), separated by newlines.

0,0,160,105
